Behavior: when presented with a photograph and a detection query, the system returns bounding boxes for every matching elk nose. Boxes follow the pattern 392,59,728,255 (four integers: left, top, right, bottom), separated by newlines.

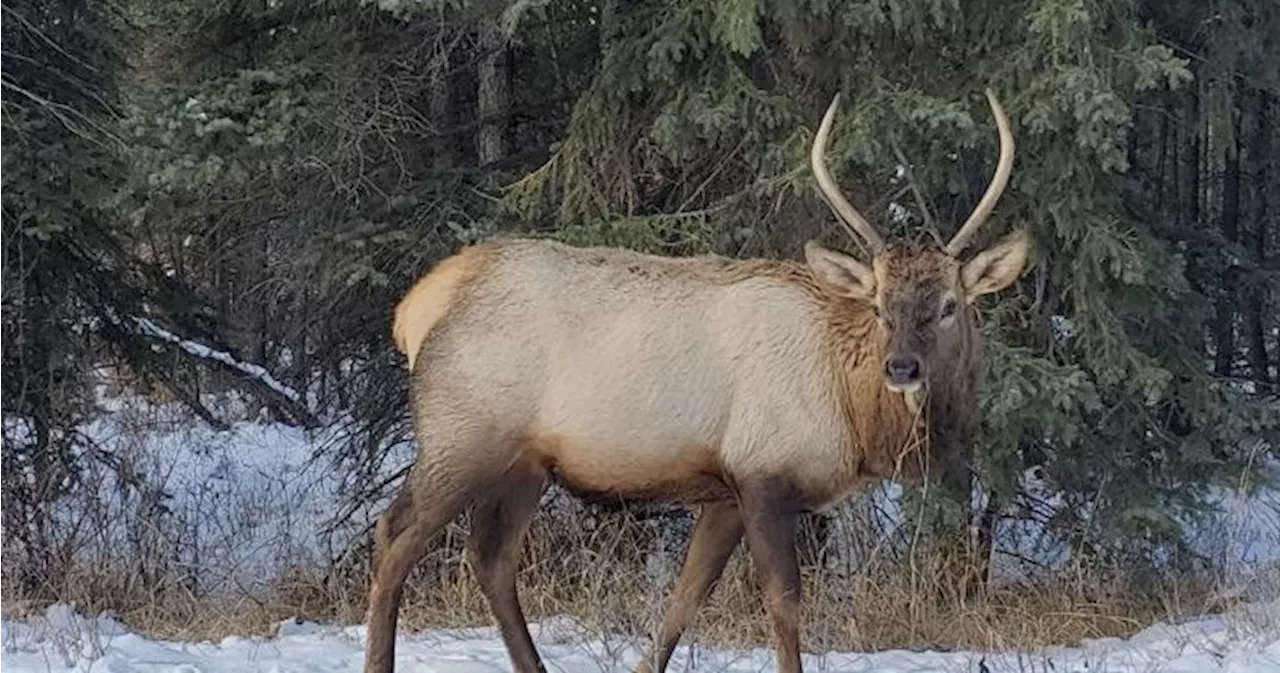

885,357,921,386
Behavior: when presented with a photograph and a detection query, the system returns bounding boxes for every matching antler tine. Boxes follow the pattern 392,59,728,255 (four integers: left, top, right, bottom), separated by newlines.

811,93,886,255
946,88,1015,257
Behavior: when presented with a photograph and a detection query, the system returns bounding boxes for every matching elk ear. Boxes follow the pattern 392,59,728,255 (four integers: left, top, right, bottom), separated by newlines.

804,240,876,301
961,229,1030,302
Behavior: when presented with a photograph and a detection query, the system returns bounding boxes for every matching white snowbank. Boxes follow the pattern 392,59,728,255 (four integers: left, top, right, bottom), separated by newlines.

2,601,1278,673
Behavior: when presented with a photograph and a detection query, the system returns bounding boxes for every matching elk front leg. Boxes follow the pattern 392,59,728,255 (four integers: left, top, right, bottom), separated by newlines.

635,501,744,673
739,478,803,673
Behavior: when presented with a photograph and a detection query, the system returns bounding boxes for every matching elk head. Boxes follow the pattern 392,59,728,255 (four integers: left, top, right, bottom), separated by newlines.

804,89,1030,395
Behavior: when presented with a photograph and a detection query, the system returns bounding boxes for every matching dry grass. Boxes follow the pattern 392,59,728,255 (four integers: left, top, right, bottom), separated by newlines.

3,398,1267,656
1,502,1226,657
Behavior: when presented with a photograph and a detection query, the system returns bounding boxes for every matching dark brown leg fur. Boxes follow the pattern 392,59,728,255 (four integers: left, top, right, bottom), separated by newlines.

363,463,486,673
634,501,744,673
467,457,549,673
739,478,803,673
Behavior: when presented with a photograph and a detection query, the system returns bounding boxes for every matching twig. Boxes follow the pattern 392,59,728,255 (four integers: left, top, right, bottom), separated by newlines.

1,79,123,148
3,6,100,75
890,140,944,246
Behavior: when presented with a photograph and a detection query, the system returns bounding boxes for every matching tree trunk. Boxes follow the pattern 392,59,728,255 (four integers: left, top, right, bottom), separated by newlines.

1156,87,1170,217
1183,86,1201,229
476,19,509,170
1214,92,1240,377
1245,89,1272,386
430,35,453,173
13,292,64,599
973,487,1001,592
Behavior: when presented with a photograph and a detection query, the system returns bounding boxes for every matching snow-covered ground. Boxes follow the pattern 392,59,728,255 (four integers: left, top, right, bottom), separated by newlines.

3,600,1280,673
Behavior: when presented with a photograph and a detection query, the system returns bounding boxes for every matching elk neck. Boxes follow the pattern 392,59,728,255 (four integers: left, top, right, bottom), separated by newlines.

817,295,981,486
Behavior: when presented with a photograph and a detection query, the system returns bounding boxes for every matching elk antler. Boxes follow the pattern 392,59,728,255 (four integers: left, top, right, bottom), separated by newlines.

811,93,886,255
946,88,1015,257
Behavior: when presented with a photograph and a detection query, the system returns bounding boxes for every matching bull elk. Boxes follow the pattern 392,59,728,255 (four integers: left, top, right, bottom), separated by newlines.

365,88,1029,673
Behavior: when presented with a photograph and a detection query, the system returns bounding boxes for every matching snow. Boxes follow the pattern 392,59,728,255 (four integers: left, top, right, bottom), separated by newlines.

3,600,1280,673
12,388,377,598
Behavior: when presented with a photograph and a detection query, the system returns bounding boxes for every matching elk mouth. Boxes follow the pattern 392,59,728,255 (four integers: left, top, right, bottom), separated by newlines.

885,380,923,394
885,360,926,414
889,379,927,417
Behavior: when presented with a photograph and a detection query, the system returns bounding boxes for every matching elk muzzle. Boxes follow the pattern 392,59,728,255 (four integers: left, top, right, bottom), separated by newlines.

884,355,923,391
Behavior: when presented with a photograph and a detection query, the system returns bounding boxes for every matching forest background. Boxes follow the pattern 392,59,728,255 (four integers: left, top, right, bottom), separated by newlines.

4,0,1280,651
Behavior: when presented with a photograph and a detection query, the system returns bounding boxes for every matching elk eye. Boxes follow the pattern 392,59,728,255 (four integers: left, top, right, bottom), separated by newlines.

941,299,957,319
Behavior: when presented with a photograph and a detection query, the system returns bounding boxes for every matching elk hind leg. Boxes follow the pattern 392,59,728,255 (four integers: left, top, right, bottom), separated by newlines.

467,456,548,673
635,501,744,673
364,457,489,673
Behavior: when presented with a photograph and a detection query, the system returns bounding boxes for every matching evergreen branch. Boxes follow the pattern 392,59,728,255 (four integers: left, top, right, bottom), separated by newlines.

132,318,303,404
0,51,41,66
674,133,749,214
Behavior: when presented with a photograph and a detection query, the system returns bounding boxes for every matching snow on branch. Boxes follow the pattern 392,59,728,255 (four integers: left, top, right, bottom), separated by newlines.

95,307,317,426
133,317,303,404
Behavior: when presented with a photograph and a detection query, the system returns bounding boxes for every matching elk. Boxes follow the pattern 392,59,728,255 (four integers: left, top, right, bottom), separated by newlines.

365,88,1029,673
